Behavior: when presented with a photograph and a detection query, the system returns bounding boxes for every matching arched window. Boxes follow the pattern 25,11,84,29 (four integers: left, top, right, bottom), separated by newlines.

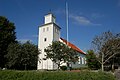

43,28,45,32
47,27,49,31
82,57,84,64
84,58,86,64
78,57,82,64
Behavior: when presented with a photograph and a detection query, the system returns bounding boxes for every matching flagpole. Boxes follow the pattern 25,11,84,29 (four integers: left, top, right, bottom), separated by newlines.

66,2,69,45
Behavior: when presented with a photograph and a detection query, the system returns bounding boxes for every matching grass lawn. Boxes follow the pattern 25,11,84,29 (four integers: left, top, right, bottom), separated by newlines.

0,70,116,80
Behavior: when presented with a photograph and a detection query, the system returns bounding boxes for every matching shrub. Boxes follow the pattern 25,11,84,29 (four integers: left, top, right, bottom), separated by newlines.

60,66,67,71
72,67,89,70
114,69,120,80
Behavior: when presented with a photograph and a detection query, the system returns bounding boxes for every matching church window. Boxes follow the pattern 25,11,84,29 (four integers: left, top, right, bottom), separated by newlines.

47,27,49,31
82,57,84,64
57,29,59,34
78,57,81,64
43,28,45,32
44,38,47,42
55,27,57,32
84,58,86,64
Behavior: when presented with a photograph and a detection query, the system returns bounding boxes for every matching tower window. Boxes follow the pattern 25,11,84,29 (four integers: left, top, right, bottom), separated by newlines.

57,30,59,34
43,28,45,32
47,27,49,31
55,28,57,33
44,38,47,42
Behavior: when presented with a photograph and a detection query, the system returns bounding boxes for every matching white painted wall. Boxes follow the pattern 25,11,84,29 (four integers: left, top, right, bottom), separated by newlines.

45,14,55,24
37,13,60,70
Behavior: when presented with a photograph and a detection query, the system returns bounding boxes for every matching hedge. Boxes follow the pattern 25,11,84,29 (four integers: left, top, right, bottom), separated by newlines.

0,70,115,80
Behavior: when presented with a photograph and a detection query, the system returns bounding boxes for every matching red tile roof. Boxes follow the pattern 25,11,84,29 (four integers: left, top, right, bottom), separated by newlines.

60,38,86,55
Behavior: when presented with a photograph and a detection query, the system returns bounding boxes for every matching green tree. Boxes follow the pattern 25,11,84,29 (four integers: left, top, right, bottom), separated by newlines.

5,42,21,69
86,50,100,70
44,41,78,70
21,41,40,70
92,31,120,71
6,41,40,70
0,16,16,68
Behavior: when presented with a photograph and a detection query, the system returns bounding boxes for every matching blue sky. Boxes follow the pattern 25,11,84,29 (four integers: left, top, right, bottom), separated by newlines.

0,0,120,52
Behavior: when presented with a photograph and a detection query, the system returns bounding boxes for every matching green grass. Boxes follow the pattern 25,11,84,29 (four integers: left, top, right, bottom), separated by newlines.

0,70,115,80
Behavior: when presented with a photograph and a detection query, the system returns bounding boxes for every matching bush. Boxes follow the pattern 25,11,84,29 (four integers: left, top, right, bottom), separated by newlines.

60,66,67,71
72,67,89,70
0,70,115,80
115,69,120,80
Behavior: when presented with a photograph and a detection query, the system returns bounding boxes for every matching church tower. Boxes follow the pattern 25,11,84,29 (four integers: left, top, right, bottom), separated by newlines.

37,13,61,70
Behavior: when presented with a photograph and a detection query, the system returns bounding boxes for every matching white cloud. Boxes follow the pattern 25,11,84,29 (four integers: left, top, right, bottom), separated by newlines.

91,13,104,19
54,8,65,15
54,9,101,26
18,39,32,43
72,15,91,25
70,14,101,26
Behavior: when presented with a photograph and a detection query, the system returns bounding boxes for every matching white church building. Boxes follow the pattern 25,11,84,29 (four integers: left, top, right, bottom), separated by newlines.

37,13,86,70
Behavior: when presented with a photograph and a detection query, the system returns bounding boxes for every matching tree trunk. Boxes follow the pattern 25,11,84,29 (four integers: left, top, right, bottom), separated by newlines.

101,52,104,71
112,58,114,71
112,64,114,71
102,63,104,71
25,64,27,70
57,63,60,71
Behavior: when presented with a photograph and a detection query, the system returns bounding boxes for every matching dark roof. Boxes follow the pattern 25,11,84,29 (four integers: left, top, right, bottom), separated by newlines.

45,13,56,18
60,38,86,55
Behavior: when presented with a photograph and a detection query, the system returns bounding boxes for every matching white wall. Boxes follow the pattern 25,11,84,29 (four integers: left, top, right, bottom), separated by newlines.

37,23,60,70
38,24,53,70
44,14,55,24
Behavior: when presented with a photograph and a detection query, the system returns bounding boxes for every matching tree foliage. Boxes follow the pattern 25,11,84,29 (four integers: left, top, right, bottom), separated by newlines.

44,41,78,70
92,31,120,71
0,16,16,68
86,50,100,70
5,41,40,70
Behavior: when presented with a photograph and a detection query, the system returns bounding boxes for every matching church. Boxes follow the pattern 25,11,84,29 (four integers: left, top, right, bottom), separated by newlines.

37,13,86,70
